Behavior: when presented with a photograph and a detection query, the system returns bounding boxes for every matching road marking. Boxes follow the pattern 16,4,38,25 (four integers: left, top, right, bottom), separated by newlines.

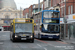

36,39,68,48
37,44,47,50
36,39,55,47
2,35,6,36
0,42,3,44
56,41,67,44
35,39,48,43
37,44,42,47
44,48,47,50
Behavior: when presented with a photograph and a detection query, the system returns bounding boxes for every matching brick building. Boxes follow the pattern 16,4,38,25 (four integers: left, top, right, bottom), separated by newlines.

43,0,75,17
66,0,75,15
44,0,52,10
23,8,29,18
51,0,75,41
29,5,33,18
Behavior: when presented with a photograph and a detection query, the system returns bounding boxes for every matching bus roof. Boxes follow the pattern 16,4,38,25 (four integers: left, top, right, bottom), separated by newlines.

13,18,32,20
12,18,34,23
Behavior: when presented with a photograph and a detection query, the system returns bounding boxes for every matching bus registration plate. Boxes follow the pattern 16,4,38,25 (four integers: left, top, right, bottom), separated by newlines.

48,37,53,38
21,38,26,40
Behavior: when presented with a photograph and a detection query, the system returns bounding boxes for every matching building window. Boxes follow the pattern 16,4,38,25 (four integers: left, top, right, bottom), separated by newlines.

33,5,35,8
41,4,43,11
8,10,11,12
3,10,6,11
2,13,3,14
68,6,70,14
61,8,63,17
11,13,13,14
44,0,48,9
49,0,51,7
64,7,65,16
5,16,9,19
71,5,73,14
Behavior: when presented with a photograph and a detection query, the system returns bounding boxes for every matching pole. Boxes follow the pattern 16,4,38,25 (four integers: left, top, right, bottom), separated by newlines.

73,0,74,13
20,7,21,18
64,0,66,39
16,13,17,18
38,0,40,12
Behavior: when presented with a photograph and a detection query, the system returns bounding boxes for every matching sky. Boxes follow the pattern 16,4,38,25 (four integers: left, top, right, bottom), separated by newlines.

14,0,43,10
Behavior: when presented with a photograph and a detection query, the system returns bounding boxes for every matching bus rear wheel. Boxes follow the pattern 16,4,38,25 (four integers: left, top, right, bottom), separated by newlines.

38,33,41,39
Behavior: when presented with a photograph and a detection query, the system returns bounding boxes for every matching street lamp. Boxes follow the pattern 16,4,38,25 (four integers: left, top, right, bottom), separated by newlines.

64,0,75,39
38,0,40,12
63,0,66,39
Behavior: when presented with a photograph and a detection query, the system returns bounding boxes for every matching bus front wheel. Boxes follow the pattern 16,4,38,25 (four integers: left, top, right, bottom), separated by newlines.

12,37,15,42
30,39,34,43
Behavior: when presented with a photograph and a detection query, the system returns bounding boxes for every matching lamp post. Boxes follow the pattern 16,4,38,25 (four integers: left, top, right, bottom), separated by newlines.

64,0,75,39
38,0,40,12
64,0,66,39
20,7,22,18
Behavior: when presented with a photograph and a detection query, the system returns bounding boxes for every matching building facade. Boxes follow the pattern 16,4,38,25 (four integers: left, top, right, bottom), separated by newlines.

43,0,75,40
44,0,52,10
0,8,23,24
23,2,43,18
0,0,17,9
32,2,43,19
29,5,33,18
23,8,29,18
0,0,23,31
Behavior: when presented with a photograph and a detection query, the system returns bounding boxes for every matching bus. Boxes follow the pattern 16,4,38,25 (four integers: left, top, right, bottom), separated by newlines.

10,18,35,43
34,10,60,40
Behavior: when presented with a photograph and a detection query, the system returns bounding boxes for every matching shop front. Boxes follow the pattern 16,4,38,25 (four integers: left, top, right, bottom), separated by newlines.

60,17,75,40
2,26,11,31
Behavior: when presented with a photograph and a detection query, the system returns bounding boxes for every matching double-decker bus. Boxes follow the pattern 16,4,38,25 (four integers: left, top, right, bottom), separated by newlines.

34,10,60,40
10,18,35,43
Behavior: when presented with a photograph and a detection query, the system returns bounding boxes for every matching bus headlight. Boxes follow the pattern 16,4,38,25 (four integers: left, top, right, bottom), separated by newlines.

56,34,59,36
15,35,18,38
30,36,33,38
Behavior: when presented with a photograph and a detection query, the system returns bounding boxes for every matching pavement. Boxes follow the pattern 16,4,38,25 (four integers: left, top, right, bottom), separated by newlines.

61,39,75,44
0,31,75,50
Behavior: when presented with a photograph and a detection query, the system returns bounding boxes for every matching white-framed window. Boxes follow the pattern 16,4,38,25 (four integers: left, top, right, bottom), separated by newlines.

61,8,63,17
44,0,48,8
41,4,43,11
68,6,70,14
48,0,51,7
71,5,73,14
33,5,35,8
64,7,65,16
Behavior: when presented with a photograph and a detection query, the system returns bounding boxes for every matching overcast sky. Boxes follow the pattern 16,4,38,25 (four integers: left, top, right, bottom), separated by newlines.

14,0,43,10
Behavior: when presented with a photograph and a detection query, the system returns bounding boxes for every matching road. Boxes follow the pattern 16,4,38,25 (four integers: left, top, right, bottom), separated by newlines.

0,31,75,50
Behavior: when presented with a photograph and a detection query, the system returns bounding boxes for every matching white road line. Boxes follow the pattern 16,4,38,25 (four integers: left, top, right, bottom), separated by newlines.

37,44,47,50
2,35,6,36
44,48,47,50
0,42,3,44
37,44,42,47
36,39,56,48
